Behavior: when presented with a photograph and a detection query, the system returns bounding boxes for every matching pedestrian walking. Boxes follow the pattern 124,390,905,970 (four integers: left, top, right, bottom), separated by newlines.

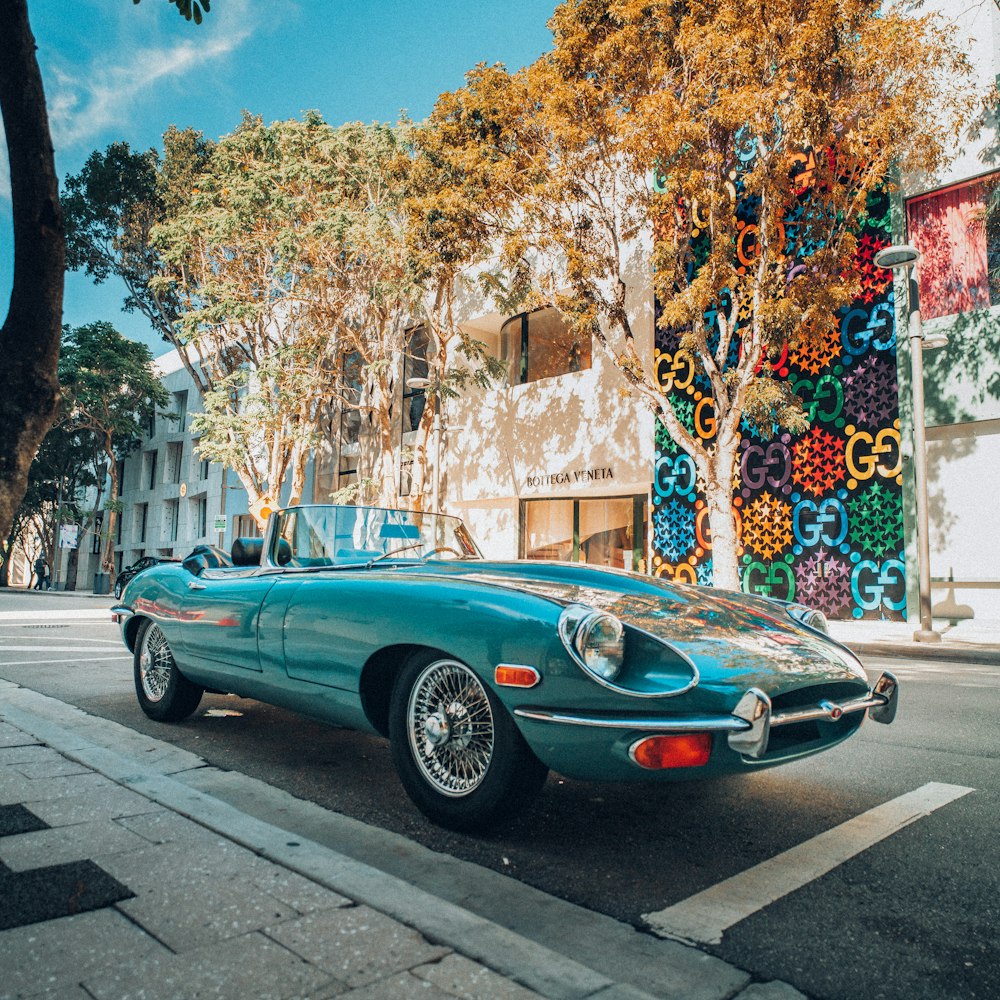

32,555,47,590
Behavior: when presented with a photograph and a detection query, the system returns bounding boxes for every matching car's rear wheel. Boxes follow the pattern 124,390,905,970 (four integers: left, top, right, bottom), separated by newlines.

134,620,203,722
389,651,548,833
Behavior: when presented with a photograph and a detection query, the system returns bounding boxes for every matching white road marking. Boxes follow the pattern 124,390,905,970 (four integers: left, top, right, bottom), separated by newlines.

0,656,132,666
0,645,121,652
0,610,113,622
643,782,974,945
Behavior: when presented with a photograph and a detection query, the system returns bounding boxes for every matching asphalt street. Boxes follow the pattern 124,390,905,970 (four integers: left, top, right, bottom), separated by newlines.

1,590,996,1000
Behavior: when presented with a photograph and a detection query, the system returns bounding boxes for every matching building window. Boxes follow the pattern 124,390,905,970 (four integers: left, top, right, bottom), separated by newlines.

172,390,189,433
521,495,647,571
906,172,1000,320
166,442,183,484
500,306,592,385
145,450,158,490
165,500,179,543
339,352,363,486
147,409,156,439
135,503,148,544
194,496,208,538
399,327,429,496
91,514,103,556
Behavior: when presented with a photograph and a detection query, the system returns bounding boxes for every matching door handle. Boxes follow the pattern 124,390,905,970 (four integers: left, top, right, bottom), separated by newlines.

187,581,206,590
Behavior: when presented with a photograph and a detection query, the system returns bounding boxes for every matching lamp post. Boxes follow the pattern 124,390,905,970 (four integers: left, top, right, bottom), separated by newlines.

873,244,944,642
406,376,442,512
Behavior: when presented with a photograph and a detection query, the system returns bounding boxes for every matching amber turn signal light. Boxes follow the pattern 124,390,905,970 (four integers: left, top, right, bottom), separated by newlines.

629,733,712,769
494,664,541,688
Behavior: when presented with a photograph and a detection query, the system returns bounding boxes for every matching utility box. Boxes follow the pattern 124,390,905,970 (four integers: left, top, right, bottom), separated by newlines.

93,573,111,596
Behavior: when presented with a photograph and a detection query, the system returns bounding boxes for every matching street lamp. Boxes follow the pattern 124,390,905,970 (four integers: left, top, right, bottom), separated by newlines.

406,376,442,512
873,244,946,643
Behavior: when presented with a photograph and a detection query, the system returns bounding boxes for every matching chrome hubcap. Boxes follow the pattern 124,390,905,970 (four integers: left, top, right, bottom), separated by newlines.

408,660,494,797
139,624,172,702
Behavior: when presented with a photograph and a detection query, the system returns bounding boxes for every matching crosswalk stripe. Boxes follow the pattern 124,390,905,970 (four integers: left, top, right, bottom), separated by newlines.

643,782,974,945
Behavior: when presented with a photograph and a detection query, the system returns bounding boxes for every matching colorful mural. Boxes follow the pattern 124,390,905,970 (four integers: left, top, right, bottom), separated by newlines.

651,187,908,620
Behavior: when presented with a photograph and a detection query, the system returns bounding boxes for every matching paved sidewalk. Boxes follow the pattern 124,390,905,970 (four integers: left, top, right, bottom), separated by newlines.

0,683,804,1000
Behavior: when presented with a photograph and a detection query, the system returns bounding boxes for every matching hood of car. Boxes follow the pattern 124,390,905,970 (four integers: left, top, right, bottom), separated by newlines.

430,559,867,690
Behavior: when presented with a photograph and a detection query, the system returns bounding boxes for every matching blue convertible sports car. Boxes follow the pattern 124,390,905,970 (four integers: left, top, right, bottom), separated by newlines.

112,504,898,832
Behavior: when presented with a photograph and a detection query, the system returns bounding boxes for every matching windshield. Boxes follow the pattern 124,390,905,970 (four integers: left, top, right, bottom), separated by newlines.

266,505,482,568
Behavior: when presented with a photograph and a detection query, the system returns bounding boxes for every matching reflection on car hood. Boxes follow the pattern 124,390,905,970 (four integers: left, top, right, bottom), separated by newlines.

439,561,865,685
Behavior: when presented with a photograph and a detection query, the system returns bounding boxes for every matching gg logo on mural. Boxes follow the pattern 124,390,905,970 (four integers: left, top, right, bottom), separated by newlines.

655,453,698,500
655,349,696,393
741,441,791,492
792,374,845,425
840,302,895,357
793,498,848,548
851,558,906,614
743,560,795,601
845,425,902,488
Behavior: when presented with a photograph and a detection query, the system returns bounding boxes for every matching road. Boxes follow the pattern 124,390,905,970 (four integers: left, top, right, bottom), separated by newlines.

1,590,997,1000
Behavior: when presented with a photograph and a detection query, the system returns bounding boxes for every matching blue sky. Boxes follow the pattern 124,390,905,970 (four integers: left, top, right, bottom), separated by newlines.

1,0,558,353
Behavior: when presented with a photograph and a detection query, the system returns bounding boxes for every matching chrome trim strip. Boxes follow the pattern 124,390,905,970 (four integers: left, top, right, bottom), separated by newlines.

513,707,749,733
770,693,883,727
110,605,134,620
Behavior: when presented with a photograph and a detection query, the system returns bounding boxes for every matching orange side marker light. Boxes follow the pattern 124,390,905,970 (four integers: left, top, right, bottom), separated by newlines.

494,665,541,688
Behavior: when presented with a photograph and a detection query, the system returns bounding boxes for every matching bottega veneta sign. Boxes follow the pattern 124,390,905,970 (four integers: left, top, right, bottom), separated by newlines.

526,466,614,489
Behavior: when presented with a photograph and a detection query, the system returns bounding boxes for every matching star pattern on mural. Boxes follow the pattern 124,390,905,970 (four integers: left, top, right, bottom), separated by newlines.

653,498,697,562
846,480,904,557
792,427,846,497
842,354,898,427
742,490,793,560
794,546,854,614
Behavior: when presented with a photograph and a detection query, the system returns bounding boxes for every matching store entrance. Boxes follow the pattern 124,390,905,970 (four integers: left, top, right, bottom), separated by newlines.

520,495,649,572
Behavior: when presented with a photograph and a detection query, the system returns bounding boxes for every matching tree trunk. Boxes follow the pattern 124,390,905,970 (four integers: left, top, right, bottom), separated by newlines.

0,0,65,542
701,422,742,592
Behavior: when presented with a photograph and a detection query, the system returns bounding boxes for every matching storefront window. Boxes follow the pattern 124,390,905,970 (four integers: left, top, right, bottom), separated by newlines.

523,499,575,561
578,498,636,570
522,496,648,571
906,172,1000,320
501,307,592,385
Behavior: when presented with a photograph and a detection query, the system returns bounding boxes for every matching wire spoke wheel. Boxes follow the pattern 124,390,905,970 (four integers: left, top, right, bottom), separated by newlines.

133,619,203,722
407,659,494,797
138,623,173,703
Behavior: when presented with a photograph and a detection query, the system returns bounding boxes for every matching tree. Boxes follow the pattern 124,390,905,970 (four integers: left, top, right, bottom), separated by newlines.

0,0,207,547
0,0,65,549
430,0,977,588
58,322,168,580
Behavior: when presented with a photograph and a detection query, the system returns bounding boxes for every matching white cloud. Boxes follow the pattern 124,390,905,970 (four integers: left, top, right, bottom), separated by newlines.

47,1,257,150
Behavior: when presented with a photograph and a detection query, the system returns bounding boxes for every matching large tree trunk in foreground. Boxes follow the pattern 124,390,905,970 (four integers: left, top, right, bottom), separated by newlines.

0,0,65,541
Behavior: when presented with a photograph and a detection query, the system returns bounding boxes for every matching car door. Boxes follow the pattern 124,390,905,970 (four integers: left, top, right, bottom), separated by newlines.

281,573,375,691
177,569,280,672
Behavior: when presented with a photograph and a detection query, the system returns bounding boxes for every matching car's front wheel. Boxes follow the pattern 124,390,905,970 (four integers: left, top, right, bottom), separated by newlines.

134,620,204,722
389,651,548,833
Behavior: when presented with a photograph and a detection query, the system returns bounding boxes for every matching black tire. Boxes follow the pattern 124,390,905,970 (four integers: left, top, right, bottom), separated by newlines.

389,650,548,833
133,619,204,722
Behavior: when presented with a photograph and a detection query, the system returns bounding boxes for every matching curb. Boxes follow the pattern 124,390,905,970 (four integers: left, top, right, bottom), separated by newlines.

844,640,1000,666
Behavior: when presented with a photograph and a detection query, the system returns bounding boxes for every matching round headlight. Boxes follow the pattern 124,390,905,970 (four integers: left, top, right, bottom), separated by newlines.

575,612,625,681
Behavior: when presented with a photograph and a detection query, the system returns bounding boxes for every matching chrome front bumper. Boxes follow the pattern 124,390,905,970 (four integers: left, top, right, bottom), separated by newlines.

514,671,899,761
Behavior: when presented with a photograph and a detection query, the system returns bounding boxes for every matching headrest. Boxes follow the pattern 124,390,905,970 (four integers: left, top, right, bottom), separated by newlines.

231,537,264,566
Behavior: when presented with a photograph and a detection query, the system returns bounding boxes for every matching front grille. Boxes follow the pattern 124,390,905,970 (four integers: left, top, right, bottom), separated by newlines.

770,681,867,713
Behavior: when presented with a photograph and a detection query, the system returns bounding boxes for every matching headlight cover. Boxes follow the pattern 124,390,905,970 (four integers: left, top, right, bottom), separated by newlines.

558,604,625,682
786,603,829,635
